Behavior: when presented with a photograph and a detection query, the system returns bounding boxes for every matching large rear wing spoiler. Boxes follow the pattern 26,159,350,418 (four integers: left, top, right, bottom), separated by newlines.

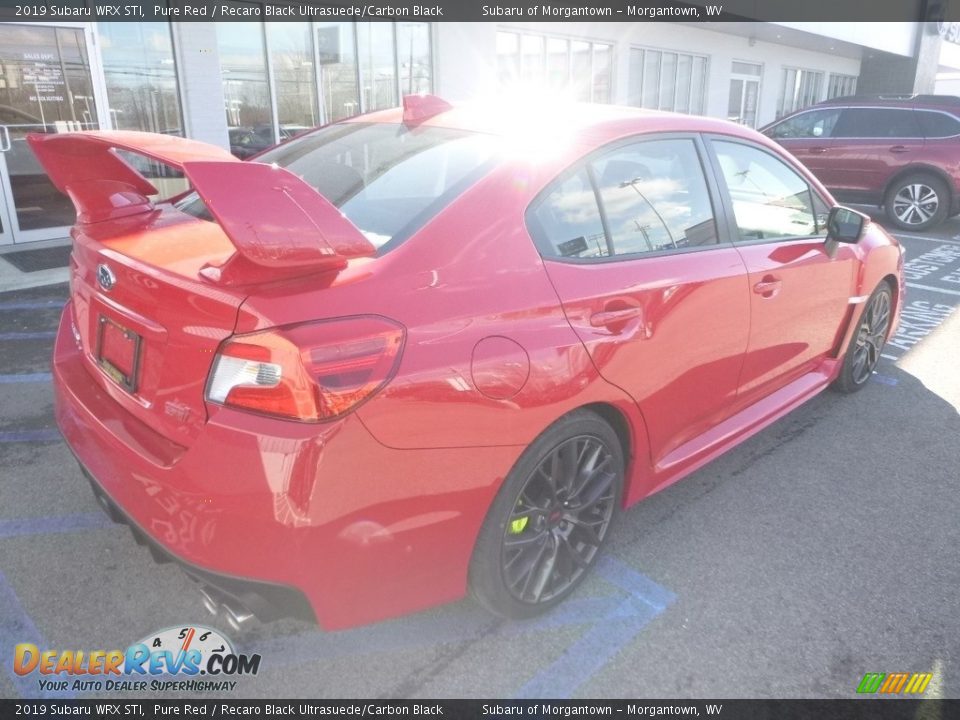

27,131,376,284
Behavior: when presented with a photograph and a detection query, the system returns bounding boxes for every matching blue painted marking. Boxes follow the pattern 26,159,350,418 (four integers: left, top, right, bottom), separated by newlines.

242,555,675,699
0,571,76,699
0,429,61,443
595,555,676,611
0,331,57,341
0,300,65,311
0,513,114,540
872,373,899,386
0,373,52,384
514,595,662,699
247,594,626,667
514,557,676,699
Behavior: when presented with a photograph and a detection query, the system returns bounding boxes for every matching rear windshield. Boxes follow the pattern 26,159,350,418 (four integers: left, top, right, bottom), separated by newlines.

176,123,497,251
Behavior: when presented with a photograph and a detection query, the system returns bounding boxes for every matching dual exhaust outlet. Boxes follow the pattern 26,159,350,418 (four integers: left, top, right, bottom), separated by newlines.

198,586,255,632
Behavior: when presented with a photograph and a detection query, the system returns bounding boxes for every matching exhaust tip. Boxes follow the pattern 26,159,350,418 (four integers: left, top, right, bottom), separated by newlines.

199,587,220,617
222,604,255,632
200,586,256,630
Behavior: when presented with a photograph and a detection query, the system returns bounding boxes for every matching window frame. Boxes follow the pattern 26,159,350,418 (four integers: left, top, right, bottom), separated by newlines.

831,106,924,140
915,108,960,139
495,28,615,104
778,67,825,118
701,133,833,247
764,107,841,140
728,59,764,128
525,132,735,265
628,45,709,115
826,72,858,100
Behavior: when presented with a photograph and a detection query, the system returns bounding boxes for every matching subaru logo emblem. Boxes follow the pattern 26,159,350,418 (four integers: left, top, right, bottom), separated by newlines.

97,264,116,292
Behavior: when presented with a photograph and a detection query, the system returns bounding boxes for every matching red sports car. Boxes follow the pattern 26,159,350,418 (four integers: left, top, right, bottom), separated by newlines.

32,95,904,630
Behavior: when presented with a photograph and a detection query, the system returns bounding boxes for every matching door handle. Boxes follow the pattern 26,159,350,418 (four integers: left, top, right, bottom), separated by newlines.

0,126,10,153
590,306,644,328
753,277,782,298
808,146,828,154
889,145,910,154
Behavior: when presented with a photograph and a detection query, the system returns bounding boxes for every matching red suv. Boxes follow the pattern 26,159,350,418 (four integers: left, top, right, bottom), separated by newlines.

762,95,960,231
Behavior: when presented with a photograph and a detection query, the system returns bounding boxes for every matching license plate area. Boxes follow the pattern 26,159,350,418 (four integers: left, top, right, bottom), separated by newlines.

96,315,142,393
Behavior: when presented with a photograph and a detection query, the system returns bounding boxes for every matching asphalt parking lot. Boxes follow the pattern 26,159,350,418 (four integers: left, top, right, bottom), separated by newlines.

1,211,958,700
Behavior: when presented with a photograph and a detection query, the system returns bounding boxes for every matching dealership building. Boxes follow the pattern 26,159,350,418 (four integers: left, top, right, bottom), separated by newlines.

0,19,942,249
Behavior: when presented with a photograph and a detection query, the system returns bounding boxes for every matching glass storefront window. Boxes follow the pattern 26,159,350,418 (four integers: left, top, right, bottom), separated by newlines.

521,34,544,87
98,23,182,134
0,25,99,232
357,23,396,112
217,14,275,157
778,67,824,117
497,32,613,103
592,44,612,104
316,23,360,122
396,22,431,95
546,37,569,93
268,22,318,134
98,22,186,197
571,41,592,102
496,32,520,89
629,47,708,115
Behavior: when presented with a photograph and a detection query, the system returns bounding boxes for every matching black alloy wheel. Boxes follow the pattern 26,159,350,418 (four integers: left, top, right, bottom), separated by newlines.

834,283,894,393
469,411,624,618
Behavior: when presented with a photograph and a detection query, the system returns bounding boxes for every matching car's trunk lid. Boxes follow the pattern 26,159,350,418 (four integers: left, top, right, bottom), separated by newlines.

29,130,378,448
68,208,246,447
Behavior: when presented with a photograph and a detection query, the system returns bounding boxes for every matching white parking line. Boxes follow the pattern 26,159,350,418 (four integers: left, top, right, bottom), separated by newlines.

905,282,960,297
880,353,899,361
892,232,960,246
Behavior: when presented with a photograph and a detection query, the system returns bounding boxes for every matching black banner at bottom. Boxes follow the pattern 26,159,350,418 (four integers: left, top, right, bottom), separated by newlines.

1,699,957,720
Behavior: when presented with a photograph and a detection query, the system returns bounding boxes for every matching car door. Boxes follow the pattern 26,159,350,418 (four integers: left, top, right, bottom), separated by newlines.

705,136,858,403
764,107,842,187
528,135,751,469
827,107,925,202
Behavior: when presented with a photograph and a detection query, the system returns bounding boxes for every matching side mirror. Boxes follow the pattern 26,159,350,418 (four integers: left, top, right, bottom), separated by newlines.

826,206,867,244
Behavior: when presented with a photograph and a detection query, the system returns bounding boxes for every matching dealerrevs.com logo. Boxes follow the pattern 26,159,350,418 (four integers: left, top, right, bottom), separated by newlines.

13,625,260,693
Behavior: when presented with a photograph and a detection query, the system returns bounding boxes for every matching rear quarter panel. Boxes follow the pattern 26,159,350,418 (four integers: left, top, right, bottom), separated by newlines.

234,157,646,454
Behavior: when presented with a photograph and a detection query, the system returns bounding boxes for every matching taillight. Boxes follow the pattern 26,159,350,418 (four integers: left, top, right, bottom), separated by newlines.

206,316,405,422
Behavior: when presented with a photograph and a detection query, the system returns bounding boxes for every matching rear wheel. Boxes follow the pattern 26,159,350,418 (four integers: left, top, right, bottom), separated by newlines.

469,411,623,619
833,283,893,394
884,173,949,231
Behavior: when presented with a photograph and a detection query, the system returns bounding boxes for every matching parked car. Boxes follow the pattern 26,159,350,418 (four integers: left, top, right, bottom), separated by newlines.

229,124,315,159
30,96,904,630
762,94,960,231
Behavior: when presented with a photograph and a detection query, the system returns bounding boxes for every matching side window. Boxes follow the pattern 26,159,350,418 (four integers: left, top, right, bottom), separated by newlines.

832,108,922,139
713,140,820,241
916,110,960,138
590,138,718,254
767,109,840,139
529,168,609,259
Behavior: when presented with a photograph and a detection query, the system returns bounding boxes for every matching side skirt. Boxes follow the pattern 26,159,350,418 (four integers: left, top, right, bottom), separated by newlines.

625,359,839,506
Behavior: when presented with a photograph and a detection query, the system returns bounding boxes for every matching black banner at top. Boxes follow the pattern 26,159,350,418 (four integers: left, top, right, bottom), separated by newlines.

1,700,960,719
0,0,956,22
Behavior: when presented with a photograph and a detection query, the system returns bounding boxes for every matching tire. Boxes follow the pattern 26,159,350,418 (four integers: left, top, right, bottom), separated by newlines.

468,410,624,619
884,173,949,232
833,282,893,394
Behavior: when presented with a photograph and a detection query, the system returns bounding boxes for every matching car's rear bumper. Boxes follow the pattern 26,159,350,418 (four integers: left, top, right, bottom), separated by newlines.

77,458,316,624
53,302,519,629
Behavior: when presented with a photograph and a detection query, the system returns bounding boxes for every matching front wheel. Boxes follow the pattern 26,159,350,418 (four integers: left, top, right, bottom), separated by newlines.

468,411,624,619
833,283,893,394
884,174,949,231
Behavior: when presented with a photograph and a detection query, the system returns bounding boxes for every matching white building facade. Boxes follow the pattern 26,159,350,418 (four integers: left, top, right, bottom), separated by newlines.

0,20,926,247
